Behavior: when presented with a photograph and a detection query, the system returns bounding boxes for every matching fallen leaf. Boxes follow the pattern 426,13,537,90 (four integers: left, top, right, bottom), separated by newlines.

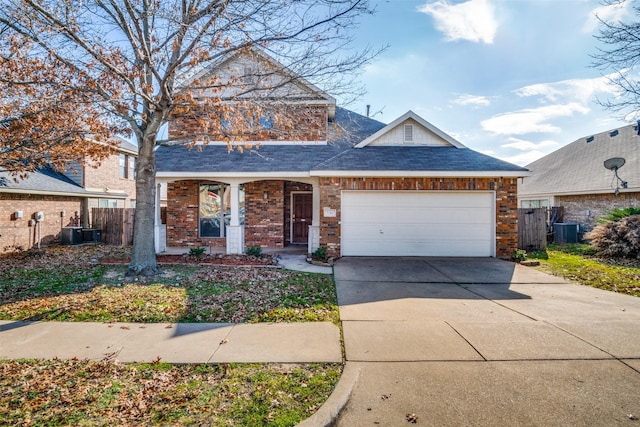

406,413,419,423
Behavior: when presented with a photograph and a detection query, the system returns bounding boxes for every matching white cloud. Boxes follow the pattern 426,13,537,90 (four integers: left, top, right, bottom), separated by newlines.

481,103,591,135
501,137,559,152
514,74,619,104
451,94,491,107
418,0,498,44
583,0,631,33
499,150,548,167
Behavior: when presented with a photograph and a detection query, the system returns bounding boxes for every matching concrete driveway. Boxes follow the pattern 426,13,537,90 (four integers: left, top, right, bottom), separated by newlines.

334,257,640,426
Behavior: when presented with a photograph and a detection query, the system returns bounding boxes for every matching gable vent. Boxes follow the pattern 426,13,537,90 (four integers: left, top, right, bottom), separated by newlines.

404,124,414,143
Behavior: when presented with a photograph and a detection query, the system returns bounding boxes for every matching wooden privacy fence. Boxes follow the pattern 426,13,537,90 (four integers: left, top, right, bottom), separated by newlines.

91,208,135,246
518,208,547,251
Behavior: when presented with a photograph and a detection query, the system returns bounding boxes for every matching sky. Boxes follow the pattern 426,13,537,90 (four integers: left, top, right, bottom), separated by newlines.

345,0,635,166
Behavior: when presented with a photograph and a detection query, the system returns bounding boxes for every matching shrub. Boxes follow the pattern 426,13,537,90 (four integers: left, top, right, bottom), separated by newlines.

313,246,328,261
189,246,206,257
245,246,263,257
585,214,640,259
598,207,640,223
511,249,527,262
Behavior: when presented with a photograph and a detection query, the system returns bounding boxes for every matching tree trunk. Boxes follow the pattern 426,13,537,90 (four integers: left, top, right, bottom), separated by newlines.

127,130,162,276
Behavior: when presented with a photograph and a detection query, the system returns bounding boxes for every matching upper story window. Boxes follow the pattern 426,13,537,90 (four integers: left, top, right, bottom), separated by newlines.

119,153,135,180
128,156,135,179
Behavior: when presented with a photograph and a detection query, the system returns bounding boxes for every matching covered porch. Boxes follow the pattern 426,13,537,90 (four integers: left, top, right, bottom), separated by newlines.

154,176,322,255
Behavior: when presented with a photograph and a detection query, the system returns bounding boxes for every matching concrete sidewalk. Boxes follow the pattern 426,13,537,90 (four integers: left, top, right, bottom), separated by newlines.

334,257,640,427
0,320,342,363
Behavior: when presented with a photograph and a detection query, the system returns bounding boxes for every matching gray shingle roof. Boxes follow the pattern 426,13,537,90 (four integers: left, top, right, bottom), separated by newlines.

520,123,640,196
156,107,387,173
0,166,89,195
156,106,527,175
313,146,528,172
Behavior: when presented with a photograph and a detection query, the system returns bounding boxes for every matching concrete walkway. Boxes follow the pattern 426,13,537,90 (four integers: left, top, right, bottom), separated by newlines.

333,257,640,426
0,321,341,363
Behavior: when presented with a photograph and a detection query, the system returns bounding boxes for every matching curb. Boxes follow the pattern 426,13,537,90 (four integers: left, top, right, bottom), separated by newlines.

296,362,360,427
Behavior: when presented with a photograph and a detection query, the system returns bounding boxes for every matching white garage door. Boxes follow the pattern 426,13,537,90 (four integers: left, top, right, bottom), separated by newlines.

341,191,495,257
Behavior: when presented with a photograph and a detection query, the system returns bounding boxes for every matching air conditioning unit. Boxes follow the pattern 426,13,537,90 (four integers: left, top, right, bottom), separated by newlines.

553,223,579,244
61,227,83,245
82,228,102,243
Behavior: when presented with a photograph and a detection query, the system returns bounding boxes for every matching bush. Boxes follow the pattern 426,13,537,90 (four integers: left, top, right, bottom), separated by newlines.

245,246,263,257
189,247,206,257
585,214,640,259
313,246,328,261
598,207,640,223
511,249,527,262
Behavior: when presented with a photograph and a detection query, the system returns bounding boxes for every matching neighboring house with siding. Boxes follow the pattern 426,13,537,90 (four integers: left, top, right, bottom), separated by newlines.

518,123,640,232
0,138,137,252
155,50,528,259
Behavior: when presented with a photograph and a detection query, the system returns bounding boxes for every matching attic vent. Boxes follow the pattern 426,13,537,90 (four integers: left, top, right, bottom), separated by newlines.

404,124,414,143
242,66,255,85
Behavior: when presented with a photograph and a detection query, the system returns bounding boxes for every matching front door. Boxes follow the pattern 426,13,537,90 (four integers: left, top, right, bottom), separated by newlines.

292,193,313,243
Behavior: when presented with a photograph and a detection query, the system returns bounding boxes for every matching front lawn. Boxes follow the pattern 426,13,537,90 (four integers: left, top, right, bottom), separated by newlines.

0,245,342,426
0,245,338,324
0,359,341,426
532,244,640,297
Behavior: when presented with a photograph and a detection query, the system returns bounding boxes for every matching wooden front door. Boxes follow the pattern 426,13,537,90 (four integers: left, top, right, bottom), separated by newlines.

292,193,313,243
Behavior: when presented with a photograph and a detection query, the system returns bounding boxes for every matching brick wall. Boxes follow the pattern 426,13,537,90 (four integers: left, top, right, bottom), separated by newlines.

165,181,226,248
555,192,640,231
170,105,328,142
318,177,519,259
0,193,82,252
84,152,137,206
244,181,285,248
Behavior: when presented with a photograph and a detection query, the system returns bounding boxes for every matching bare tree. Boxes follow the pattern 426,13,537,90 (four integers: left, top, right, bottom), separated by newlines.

592,0,640,119
0,0,380,276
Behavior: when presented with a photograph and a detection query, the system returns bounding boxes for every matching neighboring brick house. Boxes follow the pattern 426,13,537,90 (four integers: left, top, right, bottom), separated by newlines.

519,124,640,232
155,50,528,259
0,138,137,252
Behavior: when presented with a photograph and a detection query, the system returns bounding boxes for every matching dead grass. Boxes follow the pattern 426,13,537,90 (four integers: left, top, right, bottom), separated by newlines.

0,359,342,426
0,245,339,324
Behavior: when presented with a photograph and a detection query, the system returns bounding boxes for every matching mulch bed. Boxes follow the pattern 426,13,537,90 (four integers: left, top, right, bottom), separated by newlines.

100,254,277,266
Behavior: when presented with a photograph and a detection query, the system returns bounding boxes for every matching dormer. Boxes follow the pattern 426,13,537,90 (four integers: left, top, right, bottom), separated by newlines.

172,48,336,144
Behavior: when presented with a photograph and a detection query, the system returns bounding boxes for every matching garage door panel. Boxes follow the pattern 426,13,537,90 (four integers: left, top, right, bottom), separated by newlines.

343,238,491,257
343,223,490,240
341,191,494,257
344,208,491,224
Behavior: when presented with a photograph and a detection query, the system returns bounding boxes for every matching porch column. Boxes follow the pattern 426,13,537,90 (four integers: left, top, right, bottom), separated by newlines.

308,180,321,254
226,182,244,254
154,182,166,253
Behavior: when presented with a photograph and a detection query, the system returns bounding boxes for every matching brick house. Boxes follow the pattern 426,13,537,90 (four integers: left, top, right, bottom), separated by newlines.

0,138,137,252
519,123,640,232
155,50,528,259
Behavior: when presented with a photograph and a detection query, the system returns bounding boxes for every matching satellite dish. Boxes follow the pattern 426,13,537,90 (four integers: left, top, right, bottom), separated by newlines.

604,157,625,170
